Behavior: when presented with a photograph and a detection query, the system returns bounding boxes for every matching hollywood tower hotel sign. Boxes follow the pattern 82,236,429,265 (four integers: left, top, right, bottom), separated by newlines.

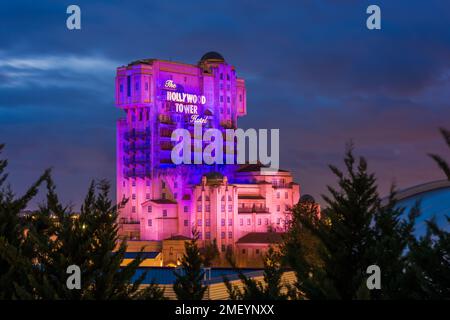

115,52,300,262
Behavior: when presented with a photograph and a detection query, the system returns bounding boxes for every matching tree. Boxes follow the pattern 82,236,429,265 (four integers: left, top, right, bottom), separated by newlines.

429,127,450,179
224,246,288,300
282,199,331,299
409,127,450,299
370,190,420,299
26,178,165,300
408,217,450,299
173,230,207,300
0,144,50,299
201,238,219,267
300,146,379,299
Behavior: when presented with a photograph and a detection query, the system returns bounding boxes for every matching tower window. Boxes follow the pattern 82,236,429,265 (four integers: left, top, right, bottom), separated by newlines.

132,194,136,200
162,210,167,217
228,231,232,239
148,206,152,213
221,232,225,239
132,206,136,213
184,219,188,227
228,219,232,226
221,219,225,226
146,193,150,200
184,206,188,213
148,219,152,227
145,82,149,91
120,84,123,93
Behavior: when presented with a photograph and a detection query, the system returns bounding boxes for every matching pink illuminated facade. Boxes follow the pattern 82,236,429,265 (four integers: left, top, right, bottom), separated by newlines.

116,52,300,254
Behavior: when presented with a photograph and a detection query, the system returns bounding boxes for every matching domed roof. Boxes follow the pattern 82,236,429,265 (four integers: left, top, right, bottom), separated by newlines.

300,194,316,203
200,51,225,62
205,171,224,180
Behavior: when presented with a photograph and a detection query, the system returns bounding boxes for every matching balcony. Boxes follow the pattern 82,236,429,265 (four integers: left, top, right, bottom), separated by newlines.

160,129,172,138
238,206,270,214
119,218,140,224
124,129,150,141
123,143,135,154
272,183,291,189
159,114,175,125
135,142,151,150
160,142,174,151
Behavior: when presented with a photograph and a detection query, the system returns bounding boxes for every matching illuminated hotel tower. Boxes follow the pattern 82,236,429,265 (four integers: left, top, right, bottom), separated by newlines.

116,52,300,255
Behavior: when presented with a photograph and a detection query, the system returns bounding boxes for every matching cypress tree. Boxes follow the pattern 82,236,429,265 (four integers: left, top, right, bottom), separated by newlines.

173,231,207,300
0,144,50,299
27,178,164,299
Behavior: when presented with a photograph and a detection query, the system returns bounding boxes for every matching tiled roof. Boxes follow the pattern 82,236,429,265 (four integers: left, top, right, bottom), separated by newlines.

149,199,177,204
237,163,289,173
164,235,192,241
124,252,160,259
236,232,285,244
238,195,265,199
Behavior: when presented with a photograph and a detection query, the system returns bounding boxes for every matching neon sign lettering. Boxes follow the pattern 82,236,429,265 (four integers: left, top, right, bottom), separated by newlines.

164,80,177,89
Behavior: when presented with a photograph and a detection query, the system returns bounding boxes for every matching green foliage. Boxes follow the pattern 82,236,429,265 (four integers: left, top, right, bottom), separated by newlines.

408,217,450,299
27,178,163,299
0,144,50,299
0,145,165,299
201,238,219,267
284,146,422,299
173,231,207,300
429,128,450,180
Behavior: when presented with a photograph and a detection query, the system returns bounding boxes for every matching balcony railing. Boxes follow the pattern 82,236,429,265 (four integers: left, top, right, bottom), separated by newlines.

119,218,140,224
238,206,270,214
272,183,291,189
124,129,150,141
135,142,151,150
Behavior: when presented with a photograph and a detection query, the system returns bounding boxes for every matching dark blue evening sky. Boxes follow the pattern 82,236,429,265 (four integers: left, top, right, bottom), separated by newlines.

0,0,449,208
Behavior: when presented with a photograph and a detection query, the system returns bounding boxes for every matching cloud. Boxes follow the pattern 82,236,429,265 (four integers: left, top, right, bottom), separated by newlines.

0,0,449,209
